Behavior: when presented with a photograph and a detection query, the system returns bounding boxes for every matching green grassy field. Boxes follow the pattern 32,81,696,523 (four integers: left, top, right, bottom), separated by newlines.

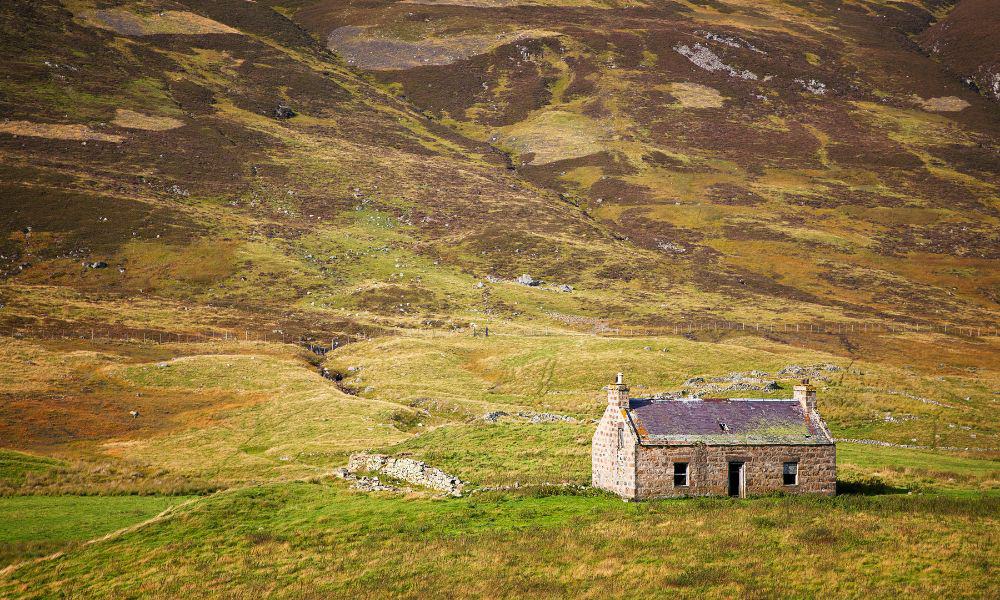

0,495,190,569
1,482,996,598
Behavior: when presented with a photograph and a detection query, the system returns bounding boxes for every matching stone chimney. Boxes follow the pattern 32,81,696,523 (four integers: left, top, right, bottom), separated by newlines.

608,372,629,409
794,379,817,415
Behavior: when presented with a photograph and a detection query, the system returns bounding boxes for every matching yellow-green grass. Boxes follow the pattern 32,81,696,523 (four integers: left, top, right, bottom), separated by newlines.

101,353,418,482
327,331,999,450
0,495,189,568
837,443,1000,495
380,422,594,486
2,482,996,598
0,451,61,487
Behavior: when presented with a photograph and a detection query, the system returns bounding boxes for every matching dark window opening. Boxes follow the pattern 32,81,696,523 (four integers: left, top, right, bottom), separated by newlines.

673,462,689,487
616,424,624,451
783,462,798,486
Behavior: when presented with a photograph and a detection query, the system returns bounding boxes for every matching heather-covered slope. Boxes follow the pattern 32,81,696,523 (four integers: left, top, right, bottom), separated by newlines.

0,1,998,595
291,0,1000,328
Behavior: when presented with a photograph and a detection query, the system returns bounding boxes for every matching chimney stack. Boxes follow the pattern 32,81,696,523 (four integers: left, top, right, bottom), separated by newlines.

608,372,629,409
793,379,817,415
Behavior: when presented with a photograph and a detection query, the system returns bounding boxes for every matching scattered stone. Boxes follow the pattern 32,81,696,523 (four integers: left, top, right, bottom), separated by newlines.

482,410,578,424
475,281,485,289
347,453,465,496
696,30,765,54
656,240,687,254
273,104,297,119
795,78,827,95
525,412,578,424
674,43,758,80
482,410,509,423
684,376,705,386
87,261,109,269
129,410,140,418
558,284,573,292
516,274,541,286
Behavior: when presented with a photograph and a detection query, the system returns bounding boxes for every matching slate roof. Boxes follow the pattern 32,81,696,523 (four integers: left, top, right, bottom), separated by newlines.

626,398,833,446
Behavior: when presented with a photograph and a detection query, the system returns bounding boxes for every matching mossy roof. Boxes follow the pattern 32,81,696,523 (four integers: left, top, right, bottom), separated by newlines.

627,398,834,446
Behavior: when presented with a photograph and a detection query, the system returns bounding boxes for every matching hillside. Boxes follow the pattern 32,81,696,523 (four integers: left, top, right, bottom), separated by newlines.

0,0,997,597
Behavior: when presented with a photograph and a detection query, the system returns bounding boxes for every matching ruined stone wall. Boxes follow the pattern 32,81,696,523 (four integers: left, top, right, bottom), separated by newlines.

634,443,836,500
591,406,637,498
348,453,465,496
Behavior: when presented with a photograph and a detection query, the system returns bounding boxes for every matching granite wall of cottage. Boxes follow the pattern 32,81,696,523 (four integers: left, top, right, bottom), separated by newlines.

591,406,637,498
634,443,836,500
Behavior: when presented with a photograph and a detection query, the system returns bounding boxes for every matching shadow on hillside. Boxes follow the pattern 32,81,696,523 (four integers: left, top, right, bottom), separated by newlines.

836,478,909,496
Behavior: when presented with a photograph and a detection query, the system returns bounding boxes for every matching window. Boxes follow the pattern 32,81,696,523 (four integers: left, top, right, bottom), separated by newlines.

783,462,798,485
616,424,624,451
673,462,689,487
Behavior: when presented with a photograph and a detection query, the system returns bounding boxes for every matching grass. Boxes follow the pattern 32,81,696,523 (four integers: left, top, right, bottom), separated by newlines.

837,443,1000,494
379,422,594,486
0,451,61,486
1,482,996,598
0,495,189,568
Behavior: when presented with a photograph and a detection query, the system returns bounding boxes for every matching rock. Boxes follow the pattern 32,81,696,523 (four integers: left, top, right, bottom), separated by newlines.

795,78,827,95
129,410,140,418
87,261,109,269
347,453,465,496
482,410,508,423
516,274,541,286
674,43,758,80
656,240,686,254
525,412,578,424
558,284,573,292
684,377,705,386
274,104,297,119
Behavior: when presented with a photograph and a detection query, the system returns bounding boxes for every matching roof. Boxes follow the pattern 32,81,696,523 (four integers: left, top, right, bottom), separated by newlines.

626,397,833,446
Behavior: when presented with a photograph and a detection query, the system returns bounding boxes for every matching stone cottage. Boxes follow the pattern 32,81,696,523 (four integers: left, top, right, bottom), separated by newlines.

592,374,835,500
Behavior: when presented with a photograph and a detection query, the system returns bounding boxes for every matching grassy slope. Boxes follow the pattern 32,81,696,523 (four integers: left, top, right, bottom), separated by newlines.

1,483,997,598
0,495,189,568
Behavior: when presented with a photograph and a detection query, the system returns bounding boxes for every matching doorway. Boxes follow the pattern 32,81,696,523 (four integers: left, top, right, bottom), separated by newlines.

728,462,745,497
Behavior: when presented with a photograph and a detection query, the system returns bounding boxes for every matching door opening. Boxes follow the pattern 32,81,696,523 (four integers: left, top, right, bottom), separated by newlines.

728,462,744,497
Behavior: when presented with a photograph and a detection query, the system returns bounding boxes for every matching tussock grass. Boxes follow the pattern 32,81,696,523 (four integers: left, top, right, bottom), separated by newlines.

2,483,995,598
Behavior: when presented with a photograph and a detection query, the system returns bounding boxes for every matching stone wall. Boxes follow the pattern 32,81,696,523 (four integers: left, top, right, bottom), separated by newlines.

591,406,637,498
634,443,836,500
348,453,465,496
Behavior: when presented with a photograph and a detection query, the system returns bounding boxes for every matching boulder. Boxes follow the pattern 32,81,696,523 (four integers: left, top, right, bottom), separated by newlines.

516,274,540,286
274,104,297,119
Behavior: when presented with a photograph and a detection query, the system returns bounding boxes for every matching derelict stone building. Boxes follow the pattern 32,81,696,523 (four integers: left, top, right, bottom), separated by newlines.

592,374,836,500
